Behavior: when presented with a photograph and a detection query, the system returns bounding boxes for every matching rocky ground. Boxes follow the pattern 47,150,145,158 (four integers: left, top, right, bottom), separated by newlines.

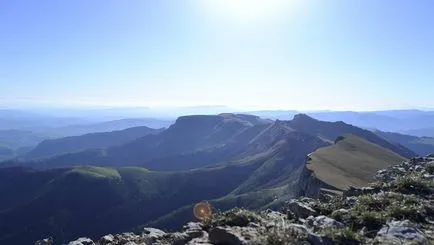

36,155,434,245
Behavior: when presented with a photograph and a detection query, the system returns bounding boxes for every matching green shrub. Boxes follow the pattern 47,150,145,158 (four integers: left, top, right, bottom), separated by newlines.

392,177,432,195
356,195,390,212
388,205,425,223
427,163,434,174
323,228,361,245
359,212,386,235
213,208,261,227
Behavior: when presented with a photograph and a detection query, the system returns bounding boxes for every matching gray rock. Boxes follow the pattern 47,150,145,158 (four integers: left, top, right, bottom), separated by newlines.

182,222,204,239
34,237,53,245
375,220,428,245
170,232,190,245
344,186,380,197
311,215,345,229
143,227,166,241
208,227,245,245
67,237,94,245
307,233,335,245
187,231,210,245
287,199,317,218
99,234,114,245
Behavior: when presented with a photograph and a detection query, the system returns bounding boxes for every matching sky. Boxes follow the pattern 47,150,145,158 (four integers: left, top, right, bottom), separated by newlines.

0,0,433,111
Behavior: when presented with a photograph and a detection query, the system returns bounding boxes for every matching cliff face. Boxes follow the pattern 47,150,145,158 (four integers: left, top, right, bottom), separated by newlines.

296,158,341,198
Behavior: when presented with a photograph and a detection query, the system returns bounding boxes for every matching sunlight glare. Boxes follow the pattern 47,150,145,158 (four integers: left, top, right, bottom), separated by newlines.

199,0,301,21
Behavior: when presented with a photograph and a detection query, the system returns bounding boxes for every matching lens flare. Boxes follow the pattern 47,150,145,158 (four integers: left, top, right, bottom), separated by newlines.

193,201,212,221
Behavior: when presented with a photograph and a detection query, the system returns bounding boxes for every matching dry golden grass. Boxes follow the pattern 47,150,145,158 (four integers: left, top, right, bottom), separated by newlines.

307,134,407,190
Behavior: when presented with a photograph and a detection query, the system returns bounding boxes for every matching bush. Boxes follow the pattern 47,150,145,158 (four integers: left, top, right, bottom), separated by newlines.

355,195,390,212
389,205,425,223
392,177,432,195
359,212,386,235
213,208,261,227
323,228,361,245
427,163,434,175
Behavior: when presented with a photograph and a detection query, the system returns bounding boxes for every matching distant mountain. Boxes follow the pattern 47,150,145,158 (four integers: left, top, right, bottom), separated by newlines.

375,130,434,156
0,146,14,161
244,109,434,132
2,113,415,170
300,134,407,193
38,118,173,136
0,109,96,130
25,126,165,160
0,129,54,149
402,127,434,137
285,114,416,158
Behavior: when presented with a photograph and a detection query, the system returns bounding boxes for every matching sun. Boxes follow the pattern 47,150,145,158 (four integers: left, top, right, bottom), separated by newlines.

198,0,298,21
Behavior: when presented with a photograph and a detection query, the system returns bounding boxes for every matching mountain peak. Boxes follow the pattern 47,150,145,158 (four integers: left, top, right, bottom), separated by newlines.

292,113,317,122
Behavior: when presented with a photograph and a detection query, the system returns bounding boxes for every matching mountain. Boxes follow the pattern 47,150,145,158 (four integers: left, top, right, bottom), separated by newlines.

0,113,421,244
0,161,263,244
57,156,434,245
375,130,434,156
37,118,173,136
25,126,165,160
244,109,434,132
402,127,434,137
0,146,14,161
2,114,415,170
300,134,407,193
285,114,416,158
0,126,329,244
0,109,96,130
0,129,55,149
2,114,272,170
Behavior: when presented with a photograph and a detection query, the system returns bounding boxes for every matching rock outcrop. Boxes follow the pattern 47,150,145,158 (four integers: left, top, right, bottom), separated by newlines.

36,156,434,245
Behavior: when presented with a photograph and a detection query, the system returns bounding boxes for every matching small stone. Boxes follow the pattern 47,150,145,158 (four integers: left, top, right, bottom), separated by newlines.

34,237,53,245
312,215,345,229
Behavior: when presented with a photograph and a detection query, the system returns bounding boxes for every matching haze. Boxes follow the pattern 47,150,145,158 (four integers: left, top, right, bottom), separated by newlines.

1,0,433,111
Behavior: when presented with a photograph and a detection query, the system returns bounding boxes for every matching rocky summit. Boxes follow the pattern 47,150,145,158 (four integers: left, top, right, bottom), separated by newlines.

36,156,434,245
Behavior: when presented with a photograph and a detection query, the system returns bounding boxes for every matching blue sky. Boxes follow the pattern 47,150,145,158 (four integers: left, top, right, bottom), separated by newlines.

0,0,433,111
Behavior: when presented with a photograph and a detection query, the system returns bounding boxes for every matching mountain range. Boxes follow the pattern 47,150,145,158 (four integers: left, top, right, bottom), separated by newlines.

25,126,164,160
0,113,424,244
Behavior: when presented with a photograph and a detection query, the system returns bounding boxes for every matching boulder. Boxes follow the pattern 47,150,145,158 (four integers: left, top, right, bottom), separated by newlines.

99,234,114,245
209,227,244,245
143,227,166,241
67,237,94,245
374,220,428,245
287,199,317,219
182,222,204,239
170,232,190,245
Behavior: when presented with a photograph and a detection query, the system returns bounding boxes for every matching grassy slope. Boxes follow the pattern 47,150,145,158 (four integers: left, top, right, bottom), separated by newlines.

0,161,262,245
306,134,407,191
